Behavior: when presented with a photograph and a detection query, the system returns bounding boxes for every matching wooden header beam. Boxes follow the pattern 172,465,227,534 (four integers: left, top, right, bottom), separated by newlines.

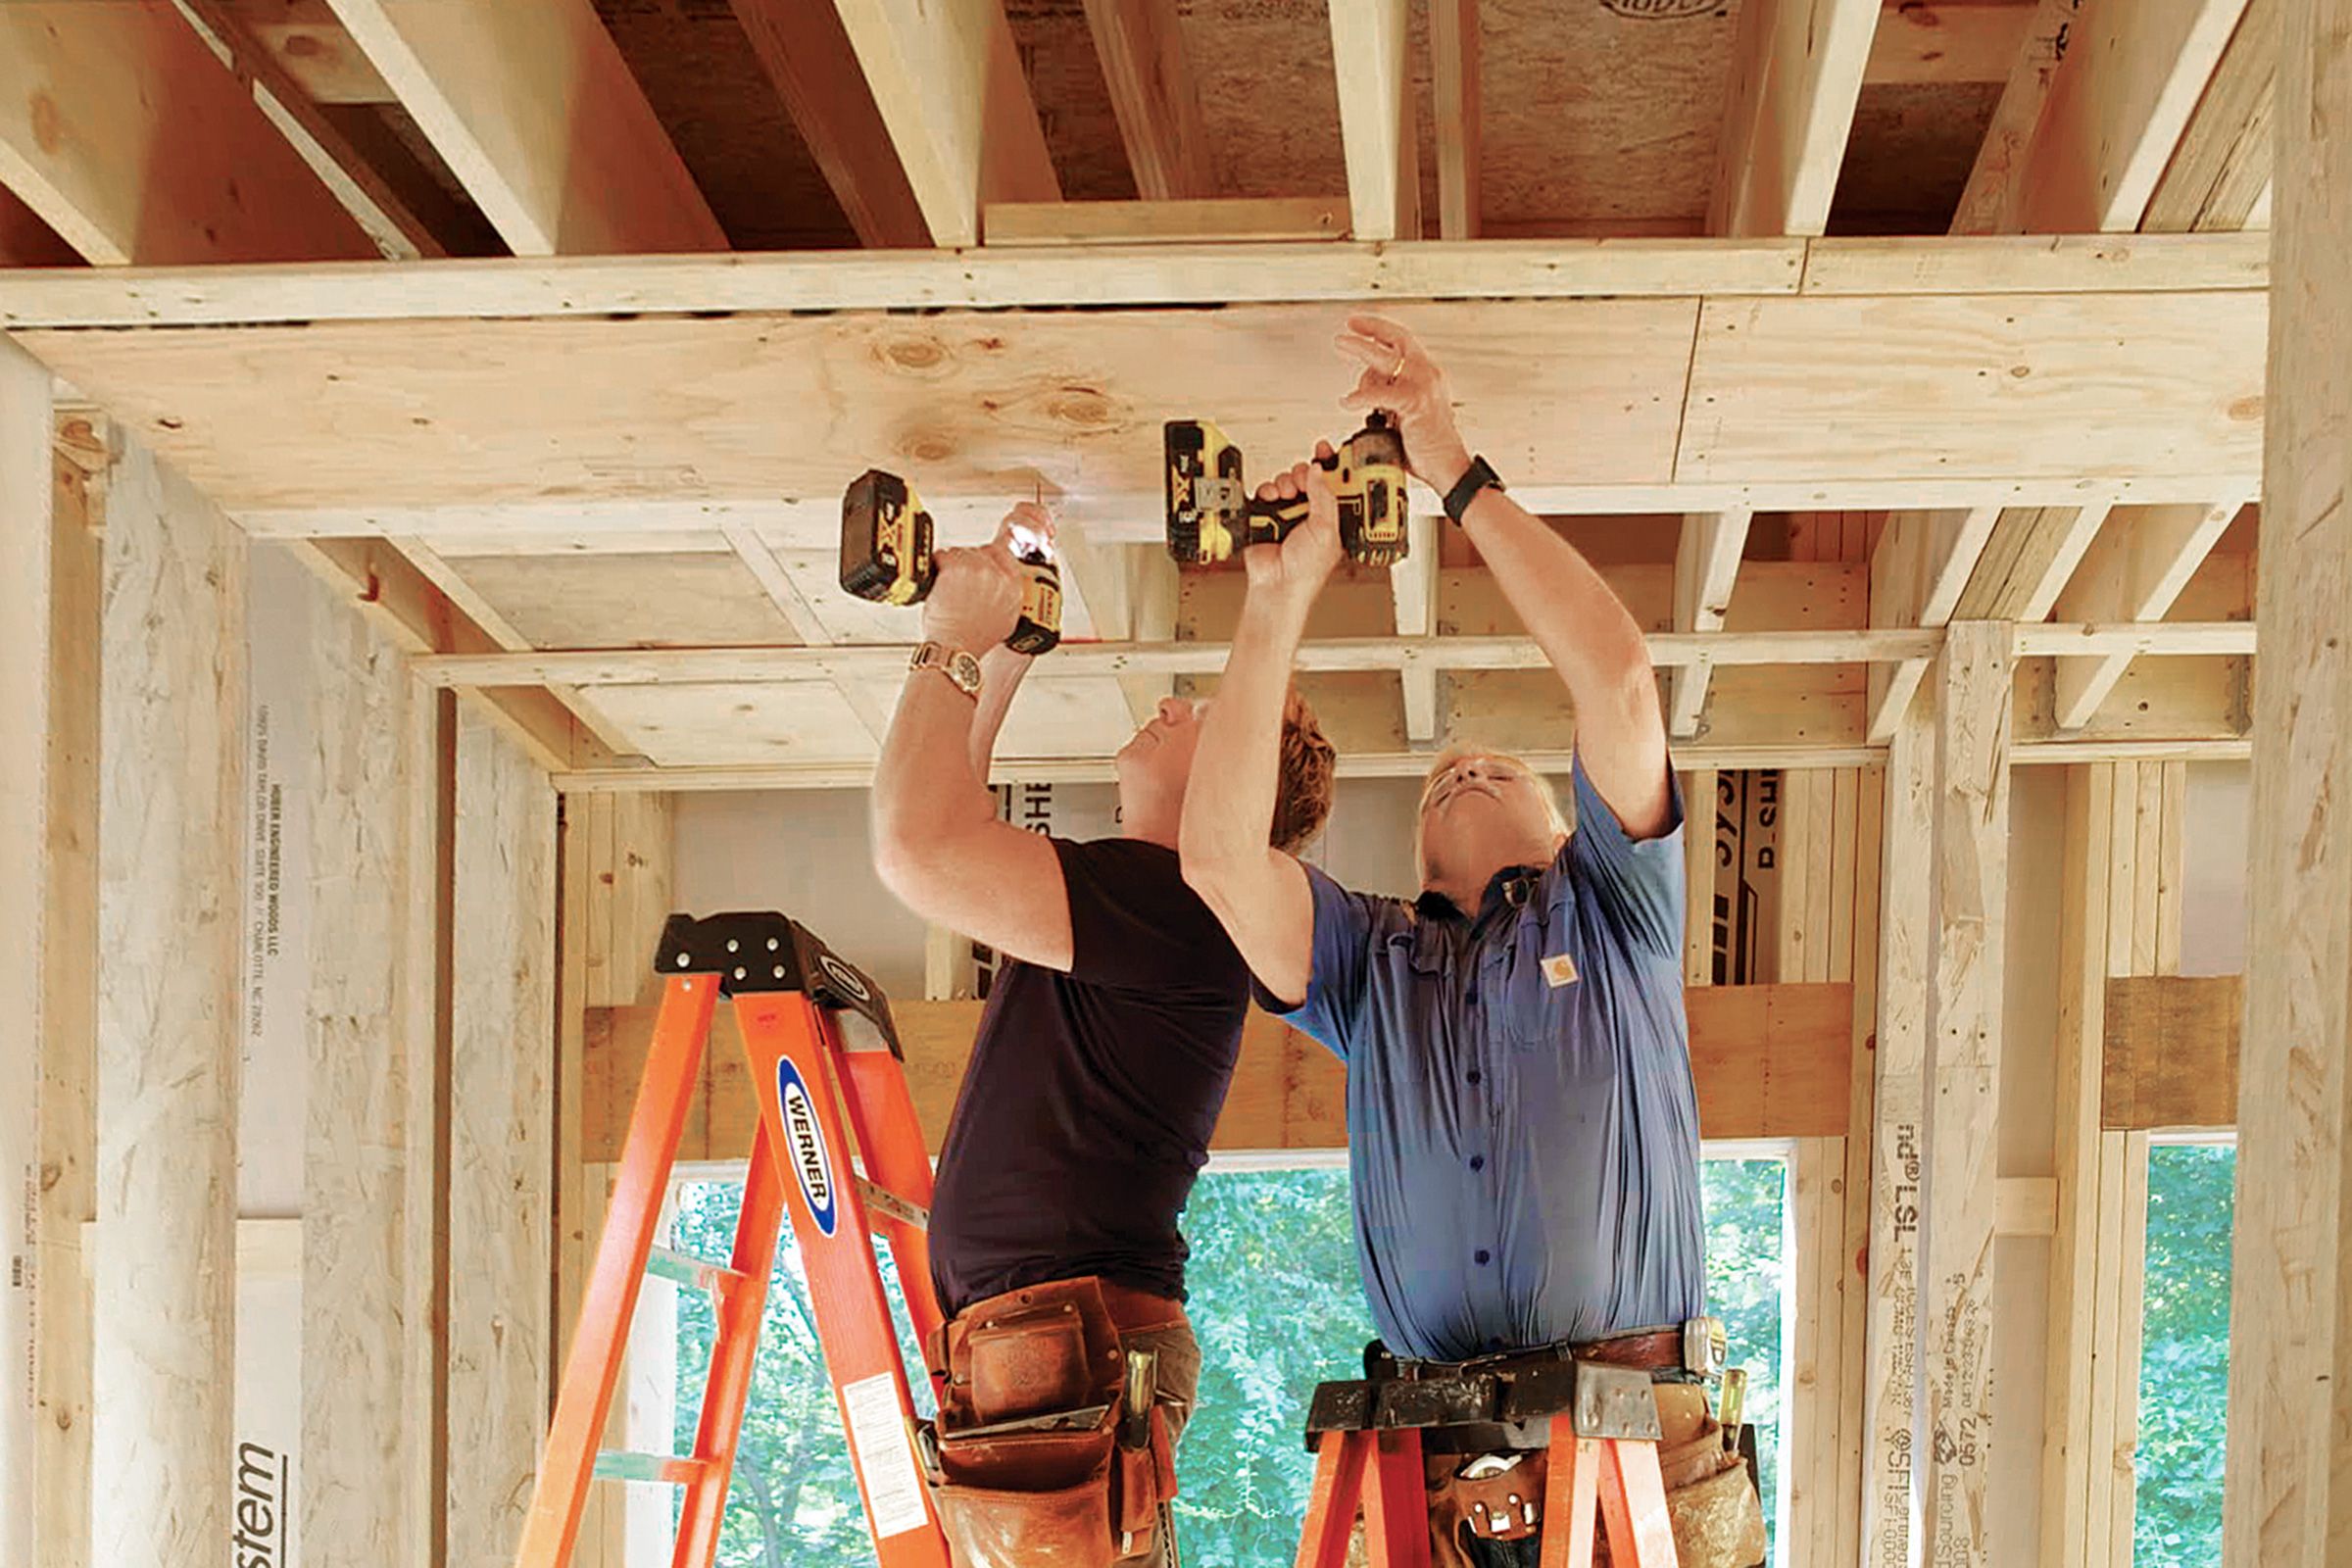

5,277,2266,532
584,983,1856,1162
0,232,2271,328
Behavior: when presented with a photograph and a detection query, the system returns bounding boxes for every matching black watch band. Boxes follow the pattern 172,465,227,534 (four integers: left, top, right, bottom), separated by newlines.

1442,456,1502,524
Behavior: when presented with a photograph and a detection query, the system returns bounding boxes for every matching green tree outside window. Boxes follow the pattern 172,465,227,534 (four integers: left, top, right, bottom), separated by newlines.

667,1159,1789,1565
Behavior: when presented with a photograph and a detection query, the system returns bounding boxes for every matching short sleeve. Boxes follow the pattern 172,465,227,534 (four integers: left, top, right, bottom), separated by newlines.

1055,838,1241,992
1250,861,1383,1060
1566,753,1686,958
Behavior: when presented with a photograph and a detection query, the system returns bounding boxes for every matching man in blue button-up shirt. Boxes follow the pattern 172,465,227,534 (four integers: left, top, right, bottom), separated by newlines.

1179,317,1755,1563
1178,314,1699,1360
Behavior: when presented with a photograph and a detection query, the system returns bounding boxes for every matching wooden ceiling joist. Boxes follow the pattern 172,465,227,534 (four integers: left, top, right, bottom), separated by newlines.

1328,0,1420,241
830,0,1060,249
286,536,607,772
1957,0,2253,232
1864,1,2035,87
2047,499,2244,730
729,0,931,249
320,0,725,256
1429,0,1482,239
1866,505,2001,741
2142,0,2278,233
1950,501,2116,619
173,0,445,261
1667,509,1757,737
1081,0,1213,202
0,0,374,265
1709,0,1884,236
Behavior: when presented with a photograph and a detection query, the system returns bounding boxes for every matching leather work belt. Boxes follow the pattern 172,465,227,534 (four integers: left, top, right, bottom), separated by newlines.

917,1276,1182,1566
1373,1317,1729,1385
1330,1318,1729,1455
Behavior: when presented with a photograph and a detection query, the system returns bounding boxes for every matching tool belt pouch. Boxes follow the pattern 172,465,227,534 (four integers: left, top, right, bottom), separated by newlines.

1432,1458,1545,1546
922,1279,1175,1566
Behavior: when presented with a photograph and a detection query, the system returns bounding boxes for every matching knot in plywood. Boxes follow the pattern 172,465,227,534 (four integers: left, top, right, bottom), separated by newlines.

1044,386,1120,430
876,333,955,377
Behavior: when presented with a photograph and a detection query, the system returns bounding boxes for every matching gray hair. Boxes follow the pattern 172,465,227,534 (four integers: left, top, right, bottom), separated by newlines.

1412,744,1571,886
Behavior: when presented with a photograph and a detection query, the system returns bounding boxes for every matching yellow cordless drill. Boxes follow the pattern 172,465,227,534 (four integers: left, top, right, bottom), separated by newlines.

1163,411,1412,567
839,469,1062,655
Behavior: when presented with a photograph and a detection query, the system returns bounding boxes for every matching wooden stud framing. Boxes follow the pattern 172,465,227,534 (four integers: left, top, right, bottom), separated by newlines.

29,409,103,1568
1918,620,2010,1568
1709,0,1884,236
2048,499,2243,730
0,0,374,264
91,435,249,1566
1667,508,1756,738
296,556,436,1564
729,0,933,248
1864,689,1928,1568
1328,0,1420,241
1429,0,1482,239
2223,0,2352,1548
829,0,1061,248
445,708,558,1558
2042,762,2180,1568
1835,763,1885,1568
1,341,54,1568
321,0,725,256
1081,0,1212,201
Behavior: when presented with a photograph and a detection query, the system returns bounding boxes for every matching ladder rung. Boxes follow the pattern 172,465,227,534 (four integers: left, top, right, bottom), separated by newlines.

644,1244,745,1294
858,1176,929,1232
594,1448,713,1487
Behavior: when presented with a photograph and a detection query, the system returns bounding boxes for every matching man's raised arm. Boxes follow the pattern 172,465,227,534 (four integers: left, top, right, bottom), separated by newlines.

1337,316,1673,839
870,505,1073,971
1178,453,1346,1005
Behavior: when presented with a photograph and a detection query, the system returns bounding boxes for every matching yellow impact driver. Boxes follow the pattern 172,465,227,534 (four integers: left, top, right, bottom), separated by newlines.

839,469,1062,655
1163,411,1412,568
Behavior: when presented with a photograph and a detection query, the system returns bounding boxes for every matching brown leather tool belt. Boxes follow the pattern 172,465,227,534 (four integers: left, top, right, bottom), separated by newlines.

917,1276,1181,1567
1374,1317,1725,1385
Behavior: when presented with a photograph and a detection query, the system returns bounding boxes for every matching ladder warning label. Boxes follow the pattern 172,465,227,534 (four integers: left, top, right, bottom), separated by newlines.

843,1372,930,1539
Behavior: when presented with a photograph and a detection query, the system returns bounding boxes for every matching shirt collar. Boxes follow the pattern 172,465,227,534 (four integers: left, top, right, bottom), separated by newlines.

1414,863,1544,923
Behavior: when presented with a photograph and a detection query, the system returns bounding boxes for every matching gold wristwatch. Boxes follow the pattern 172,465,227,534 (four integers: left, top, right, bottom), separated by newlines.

908,641,983,698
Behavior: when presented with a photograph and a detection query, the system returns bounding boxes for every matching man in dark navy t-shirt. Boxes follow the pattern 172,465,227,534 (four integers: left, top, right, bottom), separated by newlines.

870,501,1335,1565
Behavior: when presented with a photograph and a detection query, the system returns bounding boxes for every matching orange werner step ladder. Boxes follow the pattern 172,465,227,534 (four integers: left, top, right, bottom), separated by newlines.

1293,1355,1684,1568
513,910,953,1568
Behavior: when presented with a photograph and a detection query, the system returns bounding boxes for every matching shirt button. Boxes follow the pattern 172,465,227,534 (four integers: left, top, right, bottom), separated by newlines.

1474,1250,1492,1265
1467,1069,1482,1086
1469,1155,1486,1171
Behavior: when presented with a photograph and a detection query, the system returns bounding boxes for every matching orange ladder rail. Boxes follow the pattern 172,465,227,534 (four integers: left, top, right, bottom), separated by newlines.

512,910,953,1568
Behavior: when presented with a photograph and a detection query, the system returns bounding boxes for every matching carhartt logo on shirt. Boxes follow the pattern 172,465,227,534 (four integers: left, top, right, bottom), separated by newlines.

1541,953,1579,988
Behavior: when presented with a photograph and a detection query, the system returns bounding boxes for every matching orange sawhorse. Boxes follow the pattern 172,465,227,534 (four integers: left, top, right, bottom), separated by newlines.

1293,1358,1680,1568
512,911,953,1568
